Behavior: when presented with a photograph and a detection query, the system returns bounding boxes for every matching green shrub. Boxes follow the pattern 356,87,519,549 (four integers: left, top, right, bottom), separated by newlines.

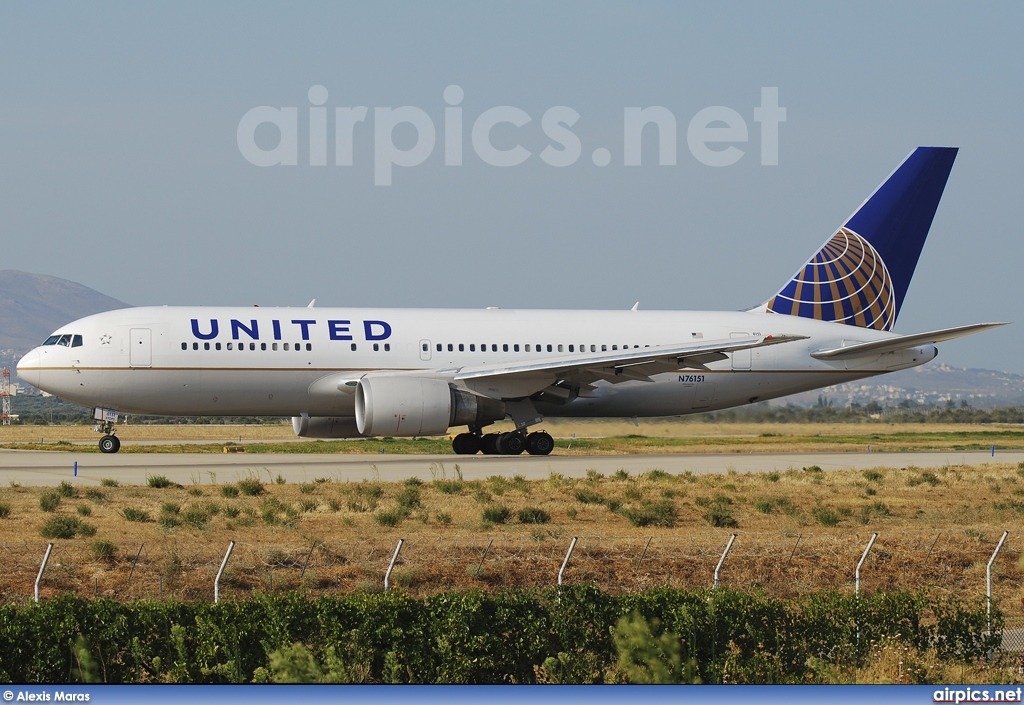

238,477,265,496
223,505,241,518
182,505,211,529
90,540,117,560
574,489,605,505
221,484,240,498
40,515,96,539
395,487,422,510
0,500,10,518
299,483,315,494
618,500,678,527
703,505,738,528
40,492,61,512
57,481,77,498
433,480,464,495
147,474,172,489
803,465,823,475
518,507,551,524
84,488,106,502
753,498,775,514
814,507,841,527
100,478,120,487
161,501,181,515
482,505,511,524
76,504,92,517
862,469,884,482
298,499,318,513
374,509,404,527
436,511,452,525
121,507,151,522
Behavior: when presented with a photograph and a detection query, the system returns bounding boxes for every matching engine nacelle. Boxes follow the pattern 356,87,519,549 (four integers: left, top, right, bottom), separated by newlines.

292,415,361,438
355,376,505,436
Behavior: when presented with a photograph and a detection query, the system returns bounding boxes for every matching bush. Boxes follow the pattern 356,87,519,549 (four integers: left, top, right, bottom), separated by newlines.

433,480,464,495
238,477,266,496
374,510,404,527
84,488,106,502
814,507,841,527
90,540,117,560
76,505,92,517
618,500,678,527
0,500,10,518
100,478,120,487
182,505,211,529
299,483,315,494
482,505,511,524
147,474,172,489
574,489,605,505
703,505,738,528
863,470,884,482
121,507,151,522
518,507,551,524
221,484,240,498
40,492,61,512
753,498,775,514
57,481,77,498
40,515,96,539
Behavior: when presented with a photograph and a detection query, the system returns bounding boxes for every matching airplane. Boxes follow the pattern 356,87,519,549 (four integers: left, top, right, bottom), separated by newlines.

16,146,1005,455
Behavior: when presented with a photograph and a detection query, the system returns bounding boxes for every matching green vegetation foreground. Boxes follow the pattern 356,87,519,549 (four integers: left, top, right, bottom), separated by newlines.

0,585,1005,684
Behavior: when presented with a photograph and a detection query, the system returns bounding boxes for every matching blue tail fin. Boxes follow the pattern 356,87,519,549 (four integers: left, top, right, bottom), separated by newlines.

766,146,958,331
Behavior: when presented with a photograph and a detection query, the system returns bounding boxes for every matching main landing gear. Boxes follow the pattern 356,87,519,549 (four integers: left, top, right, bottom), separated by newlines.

451,430,554,456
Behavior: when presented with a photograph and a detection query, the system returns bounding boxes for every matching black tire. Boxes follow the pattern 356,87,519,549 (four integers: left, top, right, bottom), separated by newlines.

99,435,120,453
480,433,501,455
526,431,554,456
452,433,480,455
498,432,525,455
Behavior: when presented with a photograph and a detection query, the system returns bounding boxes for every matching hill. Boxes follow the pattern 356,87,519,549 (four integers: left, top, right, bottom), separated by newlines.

0,270,129,371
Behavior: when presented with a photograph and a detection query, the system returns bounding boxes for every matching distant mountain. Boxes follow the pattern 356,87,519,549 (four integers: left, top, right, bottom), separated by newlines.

0,270,129,368
780,363,1024,409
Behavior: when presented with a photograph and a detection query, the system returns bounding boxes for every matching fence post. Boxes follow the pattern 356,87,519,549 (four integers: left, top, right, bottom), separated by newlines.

384,538,404,592
299,540,317,581
558,537,578,586
35,543,54,603
785,534,802,572
635,537,653,574
987,530,1008,638
127,543,144,586
713,534,737,588
214,540,235,604
856,533,878,598
476,538,493,576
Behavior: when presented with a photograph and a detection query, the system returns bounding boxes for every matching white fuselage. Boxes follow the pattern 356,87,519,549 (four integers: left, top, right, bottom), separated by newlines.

16,305,936,421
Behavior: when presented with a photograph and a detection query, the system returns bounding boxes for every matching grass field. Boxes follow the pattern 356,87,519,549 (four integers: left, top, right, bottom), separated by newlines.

2,455,1023,628
4,420,1024,454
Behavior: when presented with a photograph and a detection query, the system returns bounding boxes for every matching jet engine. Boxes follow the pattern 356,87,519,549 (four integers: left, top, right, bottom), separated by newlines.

291,415,361,438
355,376,505,436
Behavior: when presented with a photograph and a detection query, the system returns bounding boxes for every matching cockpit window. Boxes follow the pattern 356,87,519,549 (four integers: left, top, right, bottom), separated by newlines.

43,335,60,346
72,335,83,348
42,333,82,347
57,334,72,347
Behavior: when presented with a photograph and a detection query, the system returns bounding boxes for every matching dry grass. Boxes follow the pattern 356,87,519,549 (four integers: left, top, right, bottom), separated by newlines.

2,461,1023,626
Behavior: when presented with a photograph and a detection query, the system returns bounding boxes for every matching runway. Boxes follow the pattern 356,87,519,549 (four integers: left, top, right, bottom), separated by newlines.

1,449,1022,486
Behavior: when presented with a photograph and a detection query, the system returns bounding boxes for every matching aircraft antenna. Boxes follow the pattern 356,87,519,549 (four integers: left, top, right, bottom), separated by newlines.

1,368,11,425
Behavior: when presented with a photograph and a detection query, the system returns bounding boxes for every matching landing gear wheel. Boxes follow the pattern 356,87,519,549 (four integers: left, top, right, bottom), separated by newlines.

526,431,554,456
480,433,502,455
497,432,526,455
99,435,120,453
452,433,480,455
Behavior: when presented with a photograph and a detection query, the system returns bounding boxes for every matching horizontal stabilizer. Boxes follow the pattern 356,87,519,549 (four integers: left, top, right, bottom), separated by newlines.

810,322,1008,360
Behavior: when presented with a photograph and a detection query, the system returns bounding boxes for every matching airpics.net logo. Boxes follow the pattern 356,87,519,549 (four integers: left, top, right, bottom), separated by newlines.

236,85,786,186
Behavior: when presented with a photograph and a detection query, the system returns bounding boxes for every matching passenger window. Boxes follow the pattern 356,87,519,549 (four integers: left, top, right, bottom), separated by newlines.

306,343,312,351
193,343,199,350
272,343,278,351
296,344,302,352
612,345,618,351
602,345,607,352
283,343,289,351
227,342,233,350
373,343,379,351
437,343,442,352
181,343,187,350
547,344,553,352
422,343,428,352
503,344,508,352
569,345,574,352
448,343,454,352
491,344,497,352
261,343,267,350
558,344,563,352
204,342,210,350
351,343,357,351
590,345,596,352
72,335,83,347
513,344,519,352
458,343,464,352
384,343,390,352
525,344,531,352
470,344,475,352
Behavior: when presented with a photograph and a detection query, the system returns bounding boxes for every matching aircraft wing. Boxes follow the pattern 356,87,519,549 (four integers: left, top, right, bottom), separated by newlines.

453,334,806,399
810,322,1008,360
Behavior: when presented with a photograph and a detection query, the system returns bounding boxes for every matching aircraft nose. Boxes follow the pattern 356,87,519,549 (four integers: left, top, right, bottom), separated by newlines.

16,349,41,388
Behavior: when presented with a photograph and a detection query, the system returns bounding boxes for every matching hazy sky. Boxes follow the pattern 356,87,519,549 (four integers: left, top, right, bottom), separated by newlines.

2,2,1022,372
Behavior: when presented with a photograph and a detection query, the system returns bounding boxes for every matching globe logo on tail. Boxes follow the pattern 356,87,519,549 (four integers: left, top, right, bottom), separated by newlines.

767,227,896,331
